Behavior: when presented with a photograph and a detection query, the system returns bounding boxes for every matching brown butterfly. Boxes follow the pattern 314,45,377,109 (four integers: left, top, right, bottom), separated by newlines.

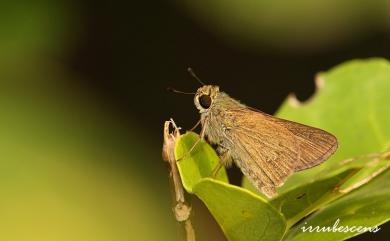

190,82,338,198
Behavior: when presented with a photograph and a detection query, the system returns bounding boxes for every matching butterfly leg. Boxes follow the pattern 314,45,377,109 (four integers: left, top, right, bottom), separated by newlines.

177,122,206,162
189,119,201,131
211,146,231,178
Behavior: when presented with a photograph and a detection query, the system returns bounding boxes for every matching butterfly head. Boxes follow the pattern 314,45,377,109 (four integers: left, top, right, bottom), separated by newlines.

194,85,219,113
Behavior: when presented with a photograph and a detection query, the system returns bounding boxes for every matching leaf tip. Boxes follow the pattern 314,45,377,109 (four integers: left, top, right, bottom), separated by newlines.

314,73,326,91
287,93,302,108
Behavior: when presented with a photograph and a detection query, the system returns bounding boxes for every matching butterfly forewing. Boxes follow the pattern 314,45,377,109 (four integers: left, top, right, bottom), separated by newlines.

273,116,338,171
223,108,338,197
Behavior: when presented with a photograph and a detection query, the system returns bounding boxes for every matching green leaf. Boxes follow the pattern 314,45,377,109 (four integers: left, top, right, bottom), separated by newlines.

175,133,286,241
275,58,390,240
175,132,228,193
284,169,390,241
326,153,390,193
242,152,389,228
270,168,359,228
276,58,390,192
194,178,286,241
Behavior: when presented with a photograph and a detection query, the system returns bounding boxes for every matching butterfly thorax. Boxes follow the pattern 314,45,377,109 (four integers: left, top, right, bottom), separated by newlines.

195,87,245,148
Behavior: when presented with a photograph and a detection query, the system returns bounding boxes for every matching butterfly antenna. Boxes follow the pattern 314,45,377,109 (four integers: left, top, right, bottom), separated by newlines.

187,67,205,86
167,87,195,95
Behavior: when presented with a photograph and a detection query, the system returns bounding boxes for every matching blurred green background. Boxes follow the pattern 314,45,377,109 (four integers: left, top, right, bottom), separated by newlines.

0,1,389,241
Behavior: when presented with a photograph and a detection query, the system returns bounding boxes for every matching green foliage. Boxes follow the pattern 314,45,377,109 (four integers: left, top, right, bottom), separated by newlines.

276,58,390,192
175,132,228,192
194,179,286,241
175,133,285,241
284,170,390,241
175,58,390,241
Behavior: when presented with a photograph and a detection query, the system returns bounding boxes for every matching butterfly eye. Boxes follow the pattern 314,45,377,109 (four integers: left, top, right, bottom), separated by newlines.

199,95,212,109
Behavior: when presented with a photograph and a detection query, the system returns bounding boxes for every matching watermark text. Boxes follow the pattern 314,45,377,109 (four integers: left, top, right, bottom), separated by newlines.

301,219,381,233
